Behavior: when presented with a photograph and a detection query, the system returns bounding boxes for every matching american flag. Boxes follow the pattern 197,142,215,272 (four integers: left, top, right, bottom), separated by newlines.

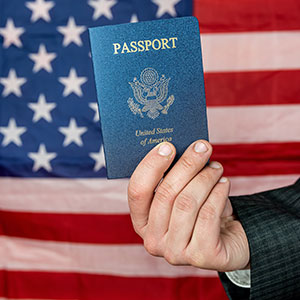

0,0,299,299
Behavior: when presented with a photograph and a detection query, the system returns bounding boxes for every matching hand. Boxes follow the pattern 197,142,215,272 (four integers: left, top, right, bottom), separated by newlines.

128,140,250,272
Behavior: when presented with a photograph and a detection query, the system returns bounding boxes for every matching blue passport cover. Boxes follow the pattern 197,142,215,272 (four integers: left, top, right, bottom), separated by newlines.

89,17,208,179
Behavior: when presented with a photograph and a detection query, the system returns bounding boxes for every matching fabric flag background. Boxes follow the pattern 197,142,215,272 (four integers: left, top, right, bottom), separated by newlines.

0,0,299,299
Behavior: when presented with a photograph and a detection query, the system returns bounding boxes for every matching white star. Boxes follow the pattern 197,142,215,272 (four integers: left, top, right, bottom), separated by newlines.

28,94,56,122
0,69,27,97
29,44,57,73
90,145,106,171
152,0,180,17
0,19,25,48
88,0,117,20
0,118,27,147
89,102,100,122
59,118,87,147
57,17,86,47
26,0,55,22
28,144,57,172
58,68,87,97
130,14,139,23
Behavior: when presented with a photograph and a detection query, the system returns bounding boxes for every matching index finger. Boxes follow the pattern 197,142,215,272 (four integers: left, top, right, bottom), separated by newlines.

128,142,176,237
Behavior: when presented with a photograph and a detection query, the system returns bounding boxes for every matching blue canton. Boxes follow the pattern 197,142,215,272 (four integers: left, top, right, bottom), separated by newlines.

0,0,192,178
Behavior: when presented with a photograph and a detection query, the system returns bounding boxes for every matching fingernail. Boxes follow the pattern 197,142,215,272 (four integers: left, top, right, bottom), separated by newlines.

194,141,208,153
209,162,222,169
219,177,227,183
158,143,172,157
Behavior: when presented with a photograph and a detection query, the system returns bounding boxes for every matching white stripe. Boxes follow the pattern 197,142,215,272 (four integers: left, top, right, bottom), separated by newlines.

208,104,300,144
0,236,217,278
0,175,298,213
201,31,300,72
0,178,130,213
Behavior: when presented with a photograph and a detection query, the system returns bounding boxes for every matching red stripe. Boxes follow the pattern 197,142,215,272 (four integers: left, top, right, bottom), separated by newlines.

0,211,141,244
194,0,300,33
205,70,300,106
213,142,300,177
0,271,227,300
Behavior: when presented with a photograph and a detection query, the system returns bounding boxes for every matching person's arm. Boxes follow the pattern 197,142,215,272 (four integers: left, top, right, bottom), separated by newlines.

219,180,300,300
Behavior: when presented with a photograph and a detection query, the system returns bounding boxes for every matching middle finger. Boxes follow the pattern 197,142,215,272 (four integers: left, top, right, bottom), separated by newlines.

167,162,224,254
146,140,212,239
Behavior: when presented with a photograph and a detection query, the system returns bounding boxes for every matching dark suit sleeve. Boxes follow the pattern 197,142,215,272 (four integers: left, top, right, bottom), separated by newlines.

219,179,300,300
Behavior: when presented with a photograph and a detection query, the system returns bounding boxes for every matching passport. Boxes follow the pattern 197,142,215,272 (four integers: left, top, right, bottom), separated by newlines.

89,17,208,179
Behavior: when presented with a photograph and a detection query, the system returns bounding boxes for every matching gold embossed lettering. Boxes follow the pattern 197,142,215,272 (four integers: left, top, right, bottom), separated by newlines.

169,37,178,48
113,37,178,54
152,39,161,50
144,40,152,51
113,43,121,54
121,42,131,54
130,41,137,53
161,38,170,49
137,40,145,52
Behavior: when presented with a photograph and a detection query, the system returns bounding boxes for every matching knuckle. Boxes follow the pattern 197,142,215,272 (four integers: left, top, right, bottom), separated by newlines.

194,172,210,187
142,157,156,171
164,248,179,265
143,236,160,256
212,188,226,199
195,168,220,187
180,155,195,171
128,183,149,203
175,192,197,213
199,202,217,220
155,181,177,206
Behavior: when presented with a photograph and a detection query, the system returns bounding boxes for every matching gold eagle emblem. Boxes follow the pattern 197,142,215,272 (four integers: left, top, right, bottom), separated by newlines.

128,68,174,119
